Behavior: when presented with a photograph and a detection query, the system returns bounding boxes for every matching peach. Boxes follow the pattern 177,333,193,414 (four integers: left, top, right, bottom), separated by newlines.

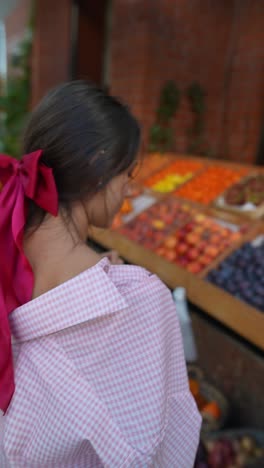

163,250,177,262
164,236,177,249
187,248,200,261
187,262,202,274
194,214,206,223
199,255,213,266
197,241,207,252
177,243,188,255
186,233,200,245
205,245,219,258
210,235,221,245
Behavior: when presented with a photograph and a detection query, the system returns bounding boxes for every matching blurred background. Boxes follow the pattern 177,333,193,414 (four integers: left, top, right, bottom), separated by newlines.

1,0,264,164
1,2,264,466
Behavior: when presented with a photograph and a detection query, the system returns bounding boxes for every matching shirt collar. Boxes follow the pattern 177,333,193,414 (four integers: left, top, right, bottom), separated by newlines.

9,258,128,343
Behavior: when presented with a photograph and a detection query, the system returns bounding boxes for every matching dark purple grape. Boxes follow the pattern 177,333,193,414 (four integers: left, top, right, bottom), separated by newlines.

194,441,208,467
225,282,238,294
253,284,264,296
206,240,264,311
252,295,264,309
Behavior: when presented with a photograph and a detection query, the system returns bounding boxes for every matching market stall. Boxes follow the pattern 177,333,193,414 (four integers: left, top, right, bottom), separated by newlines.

89,154,264,351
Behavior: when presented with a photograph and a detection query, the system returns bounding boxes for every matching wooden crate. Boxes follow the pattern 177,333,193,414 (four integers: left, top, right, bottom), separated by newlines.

214,173,264,220
89,222,264,352
134,153,175,183
89,155,264,351
197,209,259,279
142,157,207,195
178,155,264,219
118,195,250,278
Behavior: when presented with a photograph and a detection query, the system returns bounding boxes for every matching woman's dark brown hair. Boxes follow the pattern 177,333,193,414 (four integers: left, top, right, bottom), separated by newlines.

23,80,141,229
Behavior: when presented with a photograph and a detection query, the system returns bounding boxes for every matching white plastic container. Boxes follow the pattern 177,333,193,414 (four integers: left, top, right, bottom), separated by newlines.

172,287,197,363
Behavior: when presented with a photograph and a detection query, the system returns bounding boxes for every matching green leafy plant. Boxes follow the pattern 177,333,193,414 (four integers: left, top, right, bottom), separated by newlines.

186,82,206,155
149,81,180,153
0,6,34,157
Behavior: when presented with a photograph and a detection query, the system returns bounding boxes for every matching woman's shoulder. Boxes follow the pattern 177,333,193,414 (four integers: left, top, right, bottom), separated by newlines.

9,257,174,343
106,258,170,296
6,258,200,467
105,260,178,335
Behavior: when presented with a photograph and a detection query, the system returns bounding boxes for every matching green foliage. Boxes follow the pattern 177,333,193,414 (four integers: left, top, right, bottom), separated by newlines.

186,82,206,155
157,81,180,123
149,81,180,153
187,82,205,115
148,125,173,153
0,9,33,157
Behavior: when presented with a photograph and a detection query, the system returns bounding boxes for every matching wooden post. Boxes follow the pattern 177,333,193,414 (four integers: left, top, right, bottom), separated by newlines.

31,0,72,107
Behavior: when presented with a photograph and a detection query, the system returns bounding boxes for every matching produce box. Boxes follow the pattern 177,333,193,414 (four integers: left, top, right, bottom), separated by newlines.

215,174,264,219
195,429,264,468
175,165,249,205
89,154,264,351
188,366,229,433
155,214,242,274
89,221,264,351
134,152,173,182
112,186,157,229
143,158,204,193
207,235,264,312
119,198,198,250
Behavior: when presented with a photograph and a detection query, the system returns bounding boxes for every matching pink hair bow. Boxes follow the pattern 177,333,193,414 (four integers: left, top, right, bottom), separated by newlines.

0,150,58,412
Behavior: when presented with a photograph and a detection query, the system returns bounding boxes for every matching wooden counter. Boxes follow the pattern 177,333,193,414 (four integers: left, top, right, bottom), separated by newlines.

89,155,264,351
89,226,264,352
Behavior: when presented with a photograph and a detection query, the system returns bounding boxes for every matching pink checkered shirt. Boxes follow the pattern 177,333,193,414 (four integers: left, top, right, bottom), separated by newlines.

0,258,201,467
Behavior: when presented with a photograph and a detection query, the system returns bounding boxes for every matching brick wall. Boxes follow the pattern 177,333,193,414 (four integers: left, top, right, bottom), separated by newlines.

31,0,72,107
5,0,31,69
110,0,264,163
5,0,264,163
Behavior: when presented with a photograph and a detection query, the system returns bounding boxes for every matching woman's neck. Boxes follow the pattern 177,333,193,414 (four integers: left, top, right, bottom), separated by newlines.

23,213,100,299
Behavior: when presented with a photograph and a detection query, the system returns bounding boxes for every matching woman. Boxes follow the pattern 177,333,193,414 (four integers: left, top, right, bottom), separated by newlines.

0,81,201,467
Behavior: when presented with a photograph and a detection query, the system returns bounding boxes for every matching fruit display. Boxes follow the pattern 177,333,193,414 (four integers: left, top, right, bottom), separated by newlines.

91,154,264,349
189,379,223,429
120,198,197,250
207,239,264,312
120,199,133,215
217,174,264,212
112,189,157,229
134,153,172,181
112,199,133,229
143,159,203,192
194,433,264,468
126,183,143,199
175,166,249,205
156,214,242,274
188,365,228,433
